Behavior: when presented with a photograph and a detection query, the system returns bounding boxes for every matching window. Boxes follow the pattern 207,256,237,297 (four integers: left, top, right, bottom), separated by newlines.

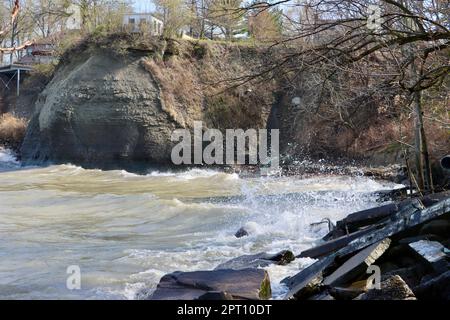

128,18,135,24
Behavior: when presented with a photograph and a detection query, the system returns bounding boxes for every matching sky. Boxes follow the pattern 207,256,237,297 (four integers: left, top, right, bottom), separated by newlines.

132,0,156,13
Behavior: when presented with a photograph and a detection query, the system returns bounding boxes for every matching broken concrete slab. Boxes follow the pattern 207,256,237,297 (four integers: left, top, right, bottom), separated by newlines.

356,275,416,300
299,226,380,259
408,240,448,272
323,238,391,286
398,234,443,245
150,268,271,300
333,191,449,236
336,202,404,232
286,197,450,301
284,255,335,300
301,199,425,260
336,198,450,258
215,250,295,270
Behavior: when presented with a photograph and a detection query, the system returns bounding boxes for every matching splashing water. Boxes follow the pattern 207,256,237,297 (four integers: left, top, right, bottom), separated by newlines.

0,151,403,299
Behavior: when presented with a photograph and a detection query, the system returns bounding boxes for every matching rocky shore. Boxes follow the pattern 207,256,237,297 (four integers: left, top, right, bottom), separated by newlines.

147,190,450,300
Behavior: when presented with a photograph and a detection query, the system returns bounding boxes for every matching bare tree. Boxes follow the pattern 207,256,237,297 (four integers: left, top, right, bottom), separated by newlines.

233,0,449,193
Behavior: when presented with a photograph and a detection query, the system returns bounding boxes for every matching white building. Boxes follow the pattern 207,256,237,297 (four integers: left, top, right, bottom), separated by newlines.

65,4,82,30
123,13,163,35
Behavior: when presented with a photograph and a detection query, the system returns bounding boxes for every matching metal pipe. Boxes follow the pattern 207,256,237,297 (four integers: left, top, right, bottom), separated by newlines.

441,155,450,170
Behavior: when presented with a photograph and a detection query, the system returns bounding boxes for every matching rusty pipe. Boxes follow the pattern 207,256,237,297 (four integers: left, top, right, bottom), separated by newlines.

441,155,450,170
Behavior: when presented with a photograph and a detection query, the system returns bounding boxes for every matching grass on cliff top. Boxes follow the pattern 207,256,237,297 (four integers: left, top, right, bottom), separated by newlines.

0,113,27,150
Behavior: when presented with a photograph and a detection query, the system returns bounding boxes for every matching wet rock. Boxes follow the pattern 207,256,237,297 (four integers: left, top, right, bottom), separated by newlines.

356,275,416,300
419,219,450,238
307,291,335,300
323,238,391,286
329,285,367,300
235,227,249,238
284,255,335,300
150,268,271,300
197,291,234,300
408,240,448,272
413,270,450,300
398,234,443,245
215,250,295,270
299,226,378,259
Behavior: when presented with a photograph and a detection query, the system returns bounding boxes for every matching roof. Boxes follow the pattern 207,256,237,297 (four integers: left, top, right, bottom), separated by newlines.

123,13,163,21
0,64,33,74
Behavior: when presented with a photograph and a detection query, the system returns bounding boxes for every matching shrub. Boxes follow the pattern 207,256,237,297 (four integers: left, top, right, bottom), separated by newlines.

0,113,27,150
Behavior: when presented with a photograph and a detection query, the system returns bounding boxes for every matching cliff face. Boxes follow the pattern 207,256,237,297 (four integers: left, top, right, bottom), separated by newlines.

21,50,176,167
20,35,277,169
20,34,447,172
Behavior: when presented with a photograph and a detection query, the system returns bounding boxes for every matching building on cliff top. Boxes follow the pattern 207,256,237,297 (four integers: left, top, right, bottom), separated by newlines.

123,13,163,36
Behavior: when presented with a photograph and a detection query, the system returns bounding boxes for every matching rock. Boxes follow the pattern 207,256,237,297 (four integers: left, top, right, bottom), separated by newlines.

215,250,295,270
323,238,391,286
329,285,366,300
286,197,450,300
356,275,416,300
307,291,335,300
21,49,182,168
19,36,275,169
234,227,249,238
419,219,450,238
150,268,271,300
398,234,443,245
408,240,448,272
284,255,335,300
413,270,450,300
197,291,234,300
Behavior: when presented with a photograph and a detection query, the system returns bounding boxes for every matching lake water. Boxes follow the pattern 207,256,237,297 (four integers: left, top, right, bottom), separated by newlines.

0,147,402,299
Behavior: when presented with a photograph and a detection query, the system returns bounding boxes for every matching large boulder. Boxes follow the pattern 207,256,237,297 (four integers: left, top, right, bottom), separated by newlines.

215,250,295,270
356,275,416,300
21,49,182,169
150,269,272,300
19,36,277,169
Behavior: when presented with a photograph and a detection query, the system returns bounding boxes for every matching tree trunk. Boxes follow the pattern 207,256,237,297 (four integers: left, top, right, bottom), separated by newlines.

412,90,433,193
